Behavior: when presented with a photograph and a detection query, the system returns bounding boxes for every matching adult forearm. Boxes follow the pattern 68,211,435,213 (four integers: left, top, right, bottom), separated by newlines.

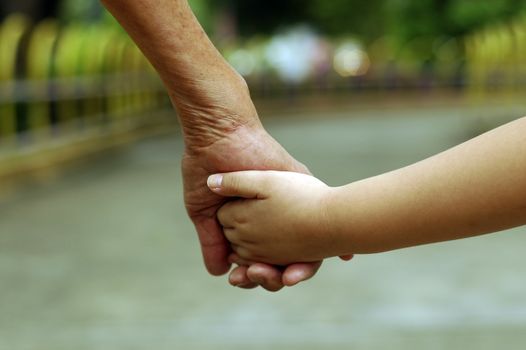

101,0,257,145
331,117,526,254
102,0,320,290
101,0,228,91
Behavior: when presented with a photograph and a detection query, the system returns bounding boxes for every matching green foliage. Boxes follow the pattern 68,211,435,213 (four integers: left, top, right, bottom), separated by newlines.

58,0,526,42
56,0,526,62
447,0,526,32
232,0,309,35
188,0,215,32
306,0,386,39
385,0,526,41
383,0,526,60
59,0,104,23
385,0,449,40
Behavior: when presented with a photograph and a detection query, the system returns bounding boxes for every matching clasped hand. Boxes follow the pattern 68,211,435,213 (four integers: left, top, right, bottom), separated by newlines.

209,171,354,268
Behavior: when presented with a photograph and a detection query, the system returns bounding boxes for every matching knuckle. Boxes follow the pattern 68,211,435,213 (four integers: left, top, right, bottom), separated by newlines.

223,228,238,243
218,201,248,227
217,209,227,226
217,202,234,225
217,207,228,225
232,212,248,226
225,174,239,192
235,246,254,260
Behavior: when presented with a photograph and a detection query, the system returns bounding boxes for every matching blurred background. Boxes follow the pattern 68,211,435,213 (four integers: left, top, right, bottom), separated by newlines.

1,0,526,349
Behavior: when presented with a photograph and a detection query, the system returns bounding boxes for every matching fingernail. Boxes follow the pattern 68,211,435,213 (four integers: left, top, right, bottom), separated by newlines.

229,277,239,287
207,174,223,190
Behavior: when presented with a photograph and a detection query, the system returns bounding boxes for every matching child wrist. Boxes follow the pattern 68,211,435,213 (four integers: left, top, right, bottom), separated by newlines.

319,187,346,256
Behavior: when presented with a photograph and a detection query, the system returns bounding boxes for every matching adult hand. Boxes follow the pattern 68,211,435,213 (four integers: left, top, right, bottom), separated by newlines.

101,0,346,291
182,111,324,291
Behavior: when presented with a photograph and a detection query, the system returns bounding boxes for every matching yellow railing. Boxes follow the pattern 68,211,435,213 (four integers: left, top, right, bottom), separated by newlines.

465,14,526,98
0,14,29,140
0,14,168,148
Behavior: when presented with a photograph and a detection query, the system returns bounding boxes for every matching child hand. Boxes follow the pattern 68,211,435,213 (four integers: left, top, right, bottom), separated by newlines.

208,171,352,265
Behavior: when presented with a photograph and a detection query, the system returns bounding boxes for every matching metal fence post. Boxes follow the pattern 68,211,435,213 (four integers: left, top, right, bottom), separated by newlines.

26,19,58,139
0,14,30,141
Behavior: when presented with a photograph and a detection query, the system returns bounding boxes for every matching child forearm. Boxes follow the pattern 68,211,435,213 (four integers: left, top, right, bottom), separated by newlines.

330,117,526,254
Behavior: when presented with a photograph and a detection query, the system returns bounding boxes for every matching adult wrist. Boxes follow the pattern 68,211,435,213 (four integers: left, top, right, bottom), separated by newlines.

181,115,264,152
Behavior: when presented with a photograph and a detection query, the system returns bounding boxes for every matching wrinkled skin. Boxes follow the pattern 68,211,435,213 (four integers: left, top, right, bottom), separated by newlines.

100,0,333,291
182,119,324,291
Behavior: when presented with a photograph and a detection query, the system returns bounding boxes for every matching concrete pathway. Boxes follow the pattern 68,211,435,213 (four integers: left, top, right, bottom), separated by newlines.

1,102,525,349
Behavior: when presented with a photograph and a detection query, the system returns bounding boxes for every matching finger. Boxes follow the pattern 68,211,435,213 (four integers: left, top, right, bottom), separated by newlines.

223,227,239,243
230,244,255,262
247,263,285,292
228,253,255,267
216,203,237,229
282,261,323,287
193,216,231,276
340,254,354,261
229,265,258,289
207,171,269,199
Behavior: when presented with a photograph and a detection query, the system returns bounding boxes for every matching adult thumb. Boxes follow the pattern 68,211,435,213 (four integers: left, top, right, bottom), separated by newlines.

207,171,266,198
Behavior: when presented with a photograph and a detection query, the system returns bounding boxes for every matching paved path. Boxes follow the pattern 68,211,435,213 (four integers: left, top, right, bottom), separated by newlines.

1,103,525,349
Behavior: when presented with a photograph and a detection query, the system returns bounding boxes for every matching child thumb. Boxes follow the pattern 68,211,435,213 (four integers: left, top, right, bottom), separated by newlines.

207,171,265,198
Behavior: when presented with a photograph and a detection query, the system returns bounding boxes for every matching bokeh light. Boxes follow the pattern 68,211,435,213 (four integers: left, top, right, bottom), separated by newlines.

264,27,320,84
227,48,258,77
333,42,371,77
